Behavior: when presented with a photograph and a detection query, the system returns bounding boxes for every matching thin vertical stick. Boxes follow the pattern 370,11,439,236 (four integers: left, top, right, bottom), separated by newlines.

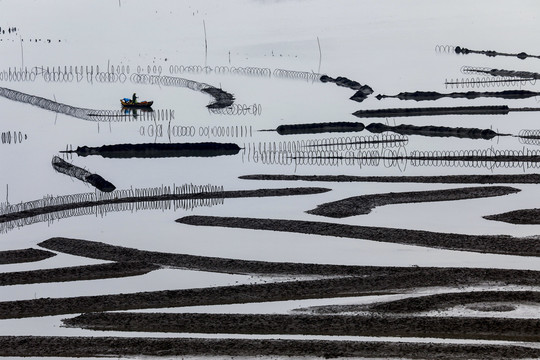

19,35,24,69
6,184,9,205
203,20,208,67
317,36,322,74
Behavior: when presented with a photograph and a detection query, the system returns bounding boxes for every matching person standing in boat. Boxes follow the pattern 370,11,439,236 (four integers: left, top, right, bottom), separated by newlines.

132,93,138,104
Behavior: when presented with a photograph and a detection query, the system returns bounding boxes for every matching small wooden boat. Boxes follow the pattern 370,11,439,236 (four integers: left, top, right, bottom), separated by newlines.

120,99,154,108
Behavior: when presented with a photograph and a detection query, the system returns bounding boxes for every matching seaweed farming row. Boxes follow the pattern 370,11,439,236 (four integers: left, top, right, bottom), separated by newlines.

137,124,254,139
0,86,175,122
0,183,224,234
242,140,540,171
0,65,323,83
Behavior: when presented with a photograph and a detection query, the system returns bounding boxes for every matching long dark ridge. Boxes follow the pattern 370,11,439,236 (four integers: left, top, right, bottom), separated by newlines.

306,186,520,218
3,266,540,319
0,187,330,224
273,122,365,135
1,336,539,358
455,46,540,60
61,142,242,158
176,215,540,257
238,174,540,184
353,105,515,118
467,68,540,80
376,90,540,101
63,312,540,342
38,238,540,282
365,123,504,140
0,248,56,265
38,237,378,276
0,261,159,286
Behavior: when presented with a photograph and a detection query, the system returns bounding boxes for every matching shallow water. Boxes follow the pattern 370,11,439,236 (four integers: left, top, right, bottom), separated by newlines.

2,0,540,352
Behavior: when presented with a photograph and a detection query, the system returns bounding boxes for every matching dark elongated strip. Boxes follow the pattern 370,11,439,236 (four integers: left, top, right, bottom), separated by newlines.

52,156,115,192
484,208,540,225
365,123,502,140
1,336,539,358
38,237,373,276
469,68,540,80
320,75,373,92
63,312,540,342
455,46,540,60
0,248,55,264
239,174,540,183
275,122,365,135
3,266,540,319
307,186,520,218
38,238,540,284
353,105,510,118
0,261,159,286
376,90,540,101
62,142,241,158
176,215,540,257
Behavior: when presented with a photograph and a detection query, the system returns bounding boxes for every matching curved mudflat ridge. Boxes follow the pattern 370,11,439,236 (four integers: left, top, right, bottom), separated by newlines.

177,215,540,257
307,186,520,218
